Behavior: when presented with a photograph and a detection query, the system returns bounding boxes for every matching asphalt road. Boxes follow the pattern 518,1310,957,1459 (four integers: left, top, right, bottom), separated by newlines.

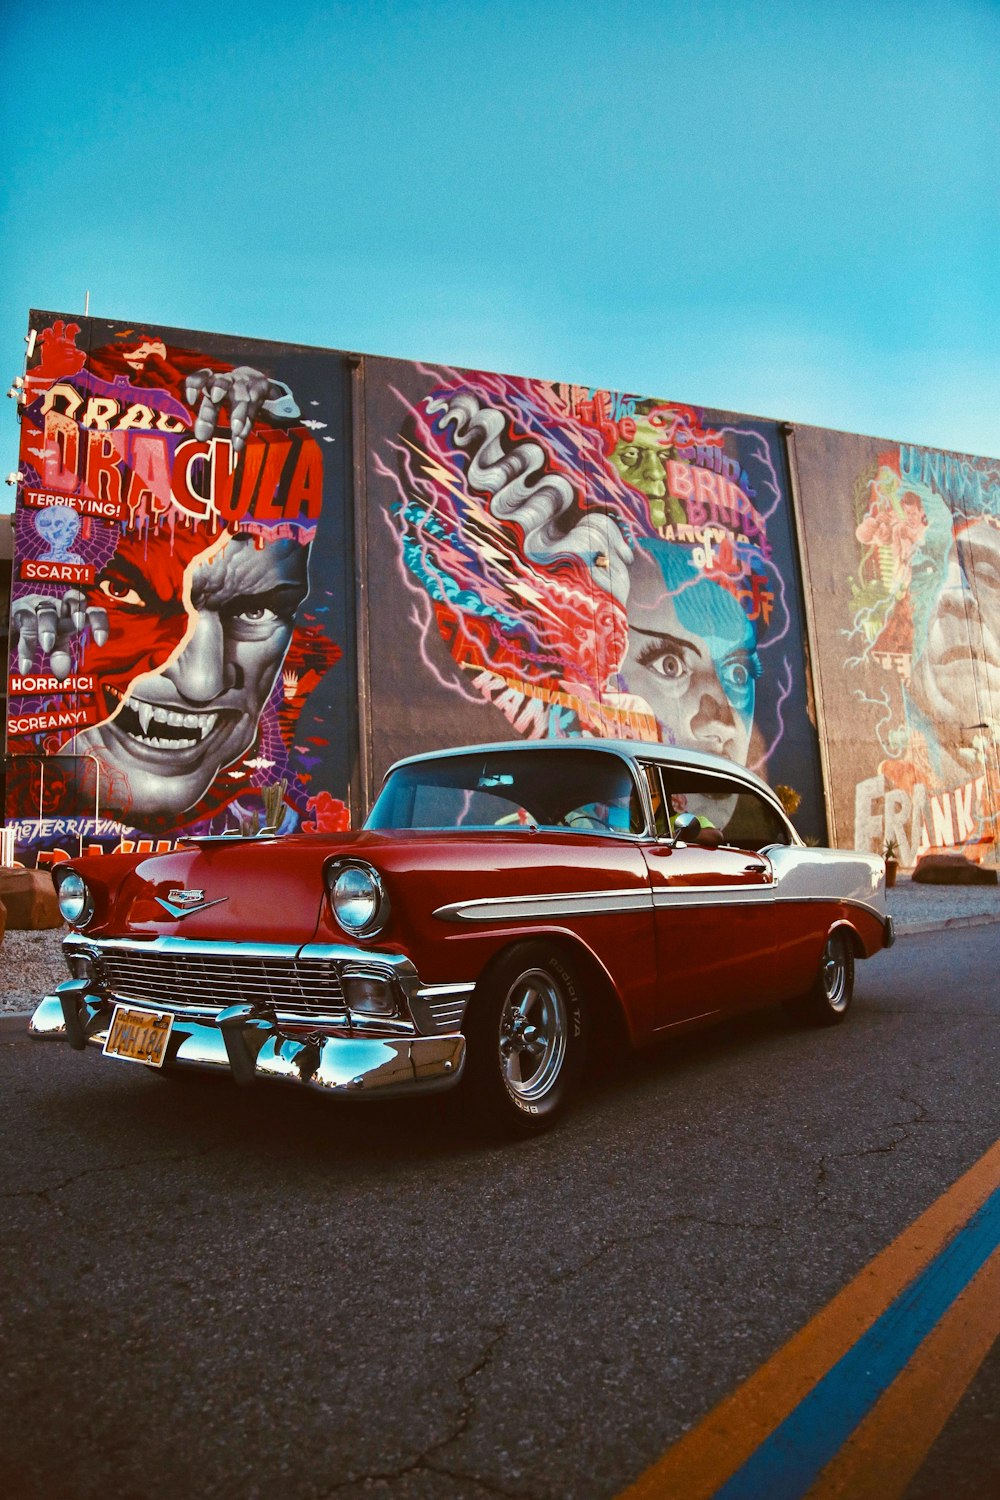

2,925,998,1500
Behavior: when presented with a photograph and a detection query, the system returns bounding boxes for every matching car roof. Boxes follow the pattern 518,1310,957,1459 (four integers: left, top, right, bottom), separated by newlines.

384,739,777,800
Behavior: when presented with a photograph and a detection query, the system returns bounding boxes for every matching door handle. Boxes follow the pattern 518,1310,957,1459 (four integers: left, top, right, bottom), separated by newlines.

744,863,767,874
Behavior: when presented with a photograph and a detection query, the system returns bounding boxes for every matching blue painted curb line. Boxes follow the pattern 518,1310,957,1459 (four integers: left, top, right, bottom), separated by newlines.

712,1185,1000,1500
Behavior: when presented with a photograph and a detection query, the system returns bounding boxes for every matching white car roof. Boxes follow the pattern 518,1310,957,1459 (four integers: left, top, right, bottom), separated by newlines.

385,739,777,800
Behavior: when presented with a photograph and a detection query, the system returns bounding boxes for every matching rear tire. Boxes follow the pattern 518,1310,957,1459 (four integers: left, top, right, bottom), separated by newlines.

785,929,854,1027
461,943,588,1135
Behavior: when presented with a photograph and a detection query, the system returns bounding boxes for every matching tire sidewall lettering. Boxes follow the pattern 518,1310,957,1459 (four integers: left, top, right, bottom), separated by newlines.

469,943,589,1131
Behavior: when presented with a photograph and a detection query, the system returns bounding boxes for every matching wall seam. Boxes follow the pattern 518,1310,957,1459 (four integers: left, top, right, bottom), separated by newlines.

781,424,839,847
349,356,374,821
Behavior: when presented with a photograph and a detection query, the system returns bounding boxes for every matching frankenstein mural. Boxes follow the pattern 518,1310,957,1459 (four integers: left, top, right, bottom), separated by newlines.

844,444,1000,860
369,365,825,837
6,316,351,863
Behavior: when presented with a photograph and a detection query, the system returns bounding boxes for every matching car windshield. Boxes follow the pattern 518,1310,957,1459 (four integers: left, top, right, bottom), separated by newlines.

366,749,646,835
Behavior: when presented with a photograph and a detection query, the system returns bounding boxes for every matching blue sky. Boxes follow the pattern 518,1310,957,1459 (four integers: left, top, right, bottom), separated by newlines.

1,0,997,513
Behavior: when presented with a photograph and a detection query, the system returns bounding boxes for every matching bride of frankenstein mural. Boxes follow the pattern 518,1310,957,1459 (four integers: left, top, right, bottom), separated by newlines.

377,369,808,792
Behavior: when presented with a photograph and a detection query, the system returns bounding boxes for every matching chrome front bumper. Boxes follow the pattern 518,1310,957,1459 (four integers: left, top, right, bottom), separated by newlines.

29,982,466,1100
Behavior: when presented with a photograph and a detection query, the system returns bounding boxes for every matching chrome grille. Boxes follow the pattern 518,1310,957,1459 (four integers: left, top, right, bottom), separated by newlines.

95,948,347,1022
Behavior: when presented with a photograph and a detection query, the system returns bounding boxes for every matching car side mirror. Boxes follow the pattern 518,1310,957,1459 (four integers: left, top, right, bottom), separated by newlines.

669,813,701,846
669,813,725,850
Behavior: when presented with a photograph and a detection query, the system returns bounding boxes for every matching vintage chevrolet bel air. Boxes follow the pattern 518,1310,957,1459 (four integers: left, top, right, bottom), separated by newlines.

30,741,895,1132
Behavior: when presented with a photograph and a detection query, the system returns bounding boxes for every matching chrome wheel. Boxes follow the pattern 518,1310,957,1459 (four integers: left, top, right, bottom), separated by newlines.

462,943,588,1133
784,927,855,1026
822,933,850,1012
498,967,569,1104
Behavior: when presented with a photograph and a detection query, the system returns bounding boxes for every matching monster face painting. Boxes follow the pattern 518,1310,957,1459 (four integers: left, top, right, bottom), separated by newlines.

375,367,822,830
621,540,761,766
70,528,310,825
7,318,348,861
770,424,1000,861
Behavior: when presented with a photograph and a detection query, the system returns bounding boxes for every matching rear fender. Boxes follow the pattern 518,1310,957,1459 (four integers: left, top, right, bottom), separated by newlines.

828,917,864,956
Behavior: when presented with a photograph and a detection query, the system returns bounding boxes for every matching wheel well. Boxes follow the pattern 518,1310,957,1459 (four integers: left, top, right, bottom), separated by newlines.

473,935,630,1058
830,921,864,961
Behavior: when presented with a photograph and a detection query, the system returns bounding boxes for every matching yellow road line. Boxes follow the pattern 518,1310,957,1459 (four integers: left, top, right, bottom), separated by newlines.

803,1243,1000,1500
617,1137,1000,1500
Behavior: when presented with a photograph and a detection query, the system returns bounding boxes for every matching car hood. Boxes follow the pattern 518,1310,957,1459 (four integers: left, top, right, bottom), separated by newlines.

76,832,374,944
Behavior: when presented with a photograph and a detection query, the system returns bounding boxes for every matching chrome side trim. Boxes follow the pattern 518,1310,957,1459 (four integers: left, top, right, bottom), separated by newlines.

415,981,477,998
650,884,774,909
773,893,889,925
435,883,889,927
648,888,889,927
434,887,653,923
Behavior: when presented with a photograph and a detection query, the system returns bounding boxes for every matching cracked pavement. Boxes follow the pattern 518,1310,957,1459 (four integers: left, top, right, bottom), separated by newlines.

1,925,998,1499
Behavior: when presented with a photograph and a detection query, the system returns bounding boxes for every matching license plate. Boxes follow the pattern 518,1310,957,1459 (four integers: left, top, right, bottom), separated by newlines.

104,1004,174,1068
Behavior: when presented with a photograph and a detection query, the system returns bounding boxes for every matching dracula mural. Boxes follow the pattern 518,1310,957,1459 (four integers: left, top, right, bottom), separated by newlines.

6,314,355,864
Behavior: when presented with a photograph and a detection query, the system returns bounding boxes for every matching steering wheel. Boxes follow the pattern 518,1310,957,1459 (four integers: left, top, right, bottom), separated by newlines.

564,810,607,831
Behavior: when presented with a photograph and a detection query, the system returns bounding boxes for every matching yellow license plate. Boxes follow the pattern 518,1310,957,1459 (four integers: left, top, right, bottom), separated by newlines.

104,1005,174,1068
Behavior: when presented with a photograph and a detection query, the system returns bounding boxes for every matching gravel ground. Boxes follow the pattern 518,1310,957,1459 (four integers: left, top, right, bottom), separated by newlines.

1,925,69,1014
1,875,997,1019
887,873,1000,930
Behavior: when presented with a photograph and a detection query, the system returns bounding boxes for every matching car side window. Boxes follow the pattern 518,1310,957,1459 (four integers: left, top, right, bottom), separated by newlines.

722,787,792,850
659,769,791,851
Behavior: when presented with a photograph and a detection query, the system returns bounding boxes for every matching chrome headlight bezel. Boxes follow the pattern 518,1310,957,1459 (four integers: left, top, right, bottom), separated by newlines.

325,859,389,938
56,870,94,928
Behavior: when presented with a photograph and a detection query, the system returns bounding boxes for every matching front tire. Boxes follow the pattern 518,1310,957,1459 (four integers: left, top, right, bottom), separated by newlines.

785,929,855,1027
462,944,588,1134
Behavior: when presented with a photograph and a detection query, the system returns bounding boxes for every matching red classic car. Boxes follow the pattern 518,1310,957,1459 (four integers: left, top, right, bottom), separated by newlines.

30,741,894,1132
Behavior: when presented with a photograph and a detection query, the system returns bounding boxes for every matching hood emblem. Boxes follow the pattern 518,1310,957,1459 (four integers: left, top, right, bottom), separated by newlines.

155,888,229,919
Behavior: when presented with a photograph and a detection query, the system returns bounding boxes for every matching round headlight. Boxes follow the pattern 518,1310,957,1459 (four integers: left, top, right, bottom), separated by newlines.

58,871,93,927
329,863,386,936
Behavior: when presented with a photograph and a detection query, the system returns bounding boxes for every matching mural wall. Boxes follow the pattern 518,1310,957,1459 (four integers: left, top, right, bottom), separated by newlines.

6,313,356,863
793,428,1000,859
363,361,827,839
17,311,996,863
